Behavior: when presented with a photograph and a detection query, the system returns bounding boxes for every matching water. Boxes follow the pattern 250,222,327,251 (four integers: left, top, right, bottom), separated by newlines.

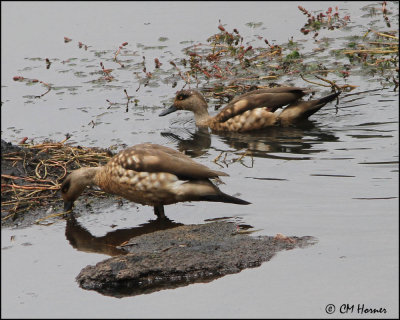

1,1,398,318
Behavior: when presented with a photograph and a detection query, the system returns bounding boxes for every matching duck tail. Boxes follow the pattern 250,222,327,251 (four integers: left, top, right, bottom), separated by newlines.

279,90,341,124
302,90,342,118
317,90,342,105
201,192,251,205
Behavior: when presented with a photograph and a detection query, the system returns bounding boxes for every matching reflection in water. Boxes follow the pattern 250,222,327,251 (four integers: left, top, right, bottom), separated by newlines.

65,214,183,256
161,127,211,157
214,121,339,160
161,120,339,160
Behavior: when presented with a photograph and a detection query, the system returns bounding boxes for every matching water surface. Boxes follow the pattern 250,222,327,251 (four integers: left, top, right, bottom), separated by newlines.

1,1,398,318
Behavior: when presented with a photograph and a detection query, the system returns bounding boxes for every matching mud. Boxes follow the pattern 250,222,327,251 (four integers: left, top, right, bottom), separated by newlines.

76,220,316,298
2,139,28,178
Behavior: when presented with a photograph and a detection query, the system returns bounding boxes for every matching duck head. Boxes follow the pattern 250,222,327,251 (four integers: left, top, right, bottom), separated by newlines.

159,90,210,120
61,167,100,211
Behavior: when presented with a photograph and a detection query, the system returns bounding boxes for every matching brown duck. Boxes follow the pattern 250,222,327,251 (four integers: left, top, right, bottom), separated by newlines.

159,86,341,132
61,143,250,219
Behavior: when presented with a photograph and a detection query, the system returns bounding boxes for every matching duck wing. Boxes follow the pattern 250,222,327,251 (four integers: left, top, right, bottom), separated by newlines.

114,143,228,180
215,87,312,123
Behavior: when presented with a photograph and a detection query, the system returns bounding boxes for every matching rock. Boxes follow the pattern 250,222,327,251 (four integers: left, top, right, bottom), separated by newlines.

76,221,316,297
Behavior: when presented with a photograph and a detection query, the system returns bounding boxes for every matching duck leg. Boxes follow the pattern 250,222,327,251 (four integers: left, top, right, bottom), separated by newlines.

154,205,166,219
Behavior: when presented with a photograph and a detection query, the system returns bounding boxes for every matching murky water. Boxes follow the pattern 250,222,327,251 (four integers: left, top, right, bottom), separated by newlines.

2,1,398,318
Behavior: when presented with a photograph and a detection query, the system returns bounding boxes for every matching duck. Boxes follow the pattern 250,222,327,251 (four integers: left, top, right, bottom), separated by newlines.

61,143,250,219
159,86,341,132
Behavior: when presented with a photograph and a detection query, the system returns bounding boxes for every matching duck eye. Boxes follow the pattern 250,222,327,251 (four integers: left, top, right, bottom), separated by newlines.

177,92,190,101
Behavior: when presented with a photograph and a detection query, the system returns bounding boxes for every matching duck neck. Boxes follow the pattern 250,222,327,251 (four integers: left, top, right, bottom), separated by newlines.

192,101,211,126
77,167,102,187
65,167,102,204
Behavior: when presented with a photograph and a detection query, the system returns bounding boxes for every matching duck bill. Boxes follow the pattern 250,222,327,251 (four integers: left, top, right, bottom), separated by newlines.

64,201,74,212
159,105,178,116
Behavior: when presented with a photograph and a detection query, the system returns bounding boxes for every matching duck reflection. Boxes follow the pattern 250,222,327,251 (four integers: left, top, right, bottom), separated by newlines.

65,214,183,256
215,121,339,160
161,120,338,160
161,127,211,157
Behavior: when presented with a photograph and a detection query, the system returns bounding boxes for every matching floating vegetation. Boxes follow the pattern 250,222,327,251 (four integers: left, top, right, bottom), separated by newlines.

11,3,398,111
163,20,354,103
12,76,52,98
114,42,128,67
342,29,398,65
213,149,254,169
298,5,351,39
158,3,397,102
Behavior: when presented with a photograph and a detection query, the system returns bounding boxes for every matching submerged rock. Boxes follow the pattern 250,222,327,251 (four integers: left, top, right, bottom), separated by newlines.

76,221,316,297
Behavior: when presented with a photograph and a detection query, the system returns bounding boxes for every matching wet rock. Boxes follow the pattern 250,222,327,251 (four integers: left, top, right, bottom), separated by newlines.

76,221,316,297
